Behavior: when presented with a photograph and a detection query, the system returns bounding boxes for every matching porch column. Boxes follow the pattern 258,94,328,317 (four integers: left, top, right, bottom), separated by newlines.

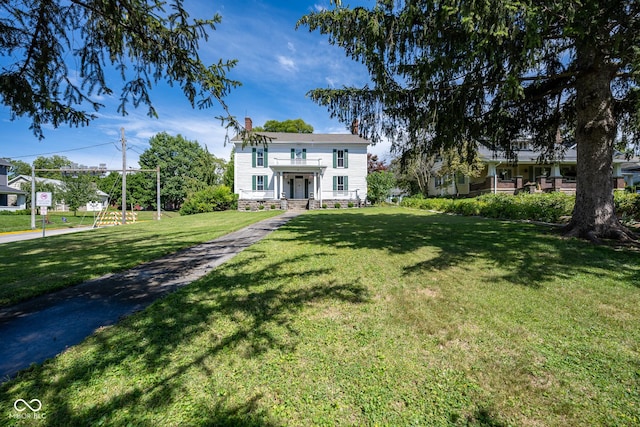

487,162,497,194
279,172,284,199
550,163,562,192
312,172,317,199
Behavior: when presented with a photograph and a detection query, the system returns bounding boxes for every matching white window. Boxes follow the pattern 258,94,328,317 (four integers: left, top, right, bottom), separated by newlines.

337,176,345,191
337,150,345,168
256,149,264,167
256,175,265,191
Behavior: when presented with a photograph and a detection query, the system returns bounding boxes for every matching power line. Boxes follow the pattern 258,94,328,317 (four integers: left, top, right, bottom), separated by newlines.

9,142,117,159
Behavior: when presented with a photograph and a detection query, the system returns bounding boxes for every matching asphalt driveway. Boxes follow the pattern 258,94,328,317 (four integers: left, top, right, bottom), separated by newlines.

0,212,299,381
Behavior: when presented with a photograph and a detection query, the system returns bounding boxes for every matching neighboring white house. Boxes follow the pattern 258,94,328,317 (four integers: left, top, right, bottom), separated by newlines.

8,174,110,211
0,158,27,211
233,117,369,210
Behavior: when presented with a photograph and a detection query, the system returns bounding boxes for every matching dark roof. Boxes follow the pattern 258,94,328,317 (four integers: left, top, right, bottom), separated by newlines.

0,184,26,195
0,158,12,167
231,132,369,144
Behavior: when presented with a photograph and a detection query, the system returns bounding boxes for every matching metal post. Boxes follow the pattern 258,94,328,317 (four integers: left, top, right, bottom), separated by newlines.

31,165,36,229
121,127,126,225
156,166,161,220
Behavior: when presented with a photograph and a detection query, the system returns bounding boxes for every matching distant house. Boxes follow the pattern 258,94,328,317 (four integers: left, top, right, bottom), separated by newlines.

233,117,369,210
0,159,27,211
428,142,631,197
8,174,110,211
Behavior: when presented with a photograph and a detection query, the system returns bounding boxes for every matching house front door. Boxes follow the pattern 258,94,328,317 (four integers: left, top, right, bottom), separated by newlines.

294,177,305,199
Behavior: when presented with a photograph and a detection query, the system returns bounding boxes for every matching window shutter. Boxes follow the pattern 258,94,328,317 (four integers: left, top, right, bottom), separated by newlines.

264,148,268,167
264,175,269,189
252,148,256,168
252,175,256,191
302,148,307,159
344,149,349,168
291,148,295,159
333,176,337,191
344,176,349,190
333,149,337,168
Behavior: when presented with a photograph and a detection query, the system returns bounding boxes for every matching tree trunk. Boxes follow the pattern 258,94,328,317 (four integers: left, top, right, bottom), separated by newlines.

563,44,634,242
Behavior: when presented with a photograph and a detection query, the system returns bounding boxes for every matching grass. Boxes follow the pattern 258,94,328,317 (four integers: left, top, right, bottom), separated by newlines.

0,210,174,233
0,210,281,307
1,207,639,426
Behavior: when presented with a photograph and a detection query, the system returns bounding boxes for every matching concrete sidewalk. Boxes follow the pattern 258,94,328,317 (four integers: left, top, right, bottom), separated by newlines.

0,212,299,381
0,226,94,244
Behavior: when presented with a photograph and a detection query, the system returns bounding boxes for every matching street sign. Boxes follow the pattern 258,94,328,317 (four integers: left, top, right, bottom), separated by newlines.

36,192,52,207
40,206,48,215
86,201,102,212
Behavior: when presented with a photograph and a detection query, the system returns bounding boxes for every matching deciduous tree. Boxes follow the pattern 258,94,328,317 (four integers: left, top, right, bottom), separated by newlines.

300,0,640,241
139,132,222,210
253,119,314,133
367,170,395,204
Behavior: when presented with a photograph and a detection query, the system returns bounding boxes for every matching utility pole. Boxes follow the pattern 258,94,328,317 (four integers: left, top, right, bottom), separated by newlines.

121,127,127,225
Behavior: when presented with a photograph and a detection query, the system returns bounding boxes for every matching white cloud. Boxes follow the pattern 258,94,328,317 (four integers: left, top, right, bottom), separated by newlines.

287,42,296,53
277,55,298,72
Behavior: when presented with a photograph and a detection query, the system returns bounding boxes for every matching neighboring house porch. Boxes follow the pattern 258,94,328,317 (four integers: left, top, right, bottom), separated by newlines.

430,143,631,197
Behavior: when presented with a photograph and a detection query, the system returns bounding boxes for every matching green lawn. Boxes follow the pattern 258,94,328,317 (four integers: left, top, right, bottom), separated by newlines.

1,208,639,426
0,210,174,233
0,210,281,307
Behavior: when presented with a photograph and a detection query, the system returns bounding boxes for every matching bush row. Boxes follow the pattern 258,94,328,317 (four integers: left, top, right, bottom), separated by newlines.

0,209,31,216
402,191,640,223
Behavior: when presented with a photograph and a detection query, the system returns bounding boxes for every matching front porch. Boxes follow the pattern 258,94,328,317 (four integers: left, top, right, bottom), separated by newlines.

467,162,626,196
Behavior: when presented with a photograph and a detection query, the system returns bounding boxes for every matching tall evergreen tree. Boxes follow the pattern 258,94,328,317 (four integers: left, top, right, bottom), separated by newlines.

300,0,640,241
0,0,240,138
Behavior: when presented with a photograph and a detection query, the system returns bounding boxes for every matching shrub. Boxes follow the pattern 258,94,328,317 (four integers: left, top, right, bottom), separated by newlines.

258,204,265,210
180,185,236,215
347,202,354,208
270,204,276,210
334,203,341,209
322,204,328,209
614,191,640,220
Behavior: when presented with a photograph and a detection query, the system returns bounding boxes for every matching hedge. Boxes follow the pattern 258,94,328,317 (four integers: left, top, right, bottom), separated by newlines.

402,192,581,223
402,191,640,223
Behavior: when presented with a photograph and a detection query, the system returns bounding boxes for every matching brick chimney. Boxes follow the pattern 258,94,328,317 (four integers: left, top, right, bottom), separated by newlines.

245,117,253,132
351,119,359,135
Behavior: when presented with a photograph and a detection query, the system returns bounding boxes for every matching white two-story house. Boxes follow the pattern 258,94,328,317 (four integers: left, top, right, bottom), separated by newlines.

233,118,369,210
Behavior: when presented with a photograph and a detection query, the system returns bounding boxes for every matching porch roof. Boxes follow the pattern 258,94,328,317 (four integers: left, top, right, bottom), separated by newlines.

269,164,327,173
0,184,26,195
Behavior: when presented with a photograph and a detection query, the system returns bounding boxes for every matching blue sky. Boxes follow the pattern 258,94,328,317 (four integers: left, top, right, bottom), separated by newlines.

1,0,389,170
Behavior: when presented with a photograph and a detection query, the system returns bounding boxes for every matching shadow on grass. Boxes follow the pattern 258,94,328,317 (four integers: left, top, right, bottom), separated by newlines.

0,212,279,307
281,210,640,289
0,249,369,426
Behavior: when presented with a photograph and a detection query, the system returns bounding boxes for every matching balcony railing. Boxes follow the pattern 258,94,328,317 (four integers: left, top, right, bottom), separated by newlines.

271,158,324,166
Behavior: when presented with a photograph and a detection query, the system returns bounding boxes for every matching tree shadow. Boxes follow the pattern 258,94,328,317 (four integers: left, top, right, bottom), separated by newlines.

282,211,640,289
0,249,369,425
